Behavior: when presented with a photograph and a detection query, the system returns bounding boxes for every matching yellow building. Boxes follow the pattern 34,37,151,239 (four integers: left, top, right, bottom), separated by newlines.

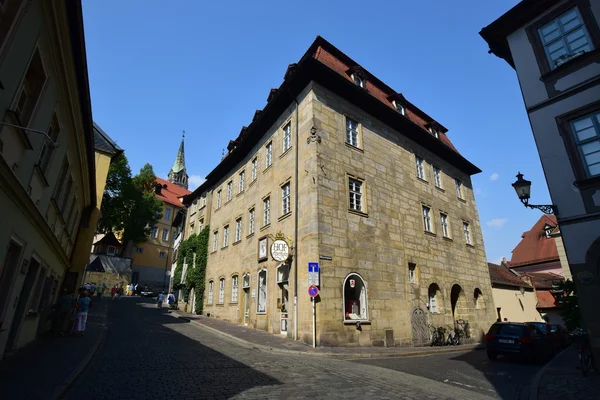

488,262,542,323
0,0,113,357
132,137,190,290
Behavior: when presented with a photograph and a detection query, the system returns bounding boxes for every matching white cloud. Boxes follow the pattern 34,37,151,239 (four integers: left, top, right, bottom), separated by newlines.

188,175,206,191
486,218,508,229
490,173,500,181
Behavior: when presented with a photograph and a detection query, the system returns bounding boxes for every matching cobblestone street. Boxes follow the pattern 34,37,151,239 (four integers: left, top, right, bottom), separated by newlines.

63,298,494,399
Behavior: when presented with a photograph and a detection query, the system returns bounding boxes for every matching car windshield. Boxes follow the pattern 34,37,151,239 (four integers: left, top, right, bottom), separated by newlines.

495,324,525,336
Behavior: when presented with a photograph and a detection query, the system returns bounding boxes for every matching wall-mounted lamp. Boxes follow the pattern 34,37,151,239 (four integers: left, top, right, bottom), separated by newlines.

511,172,558,215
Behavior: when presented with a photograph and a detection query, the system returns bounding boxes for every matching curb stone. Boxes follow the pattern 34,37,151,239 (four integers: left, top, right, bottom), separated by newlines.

173,312,484,359
49,305,108,400
528,346,571,400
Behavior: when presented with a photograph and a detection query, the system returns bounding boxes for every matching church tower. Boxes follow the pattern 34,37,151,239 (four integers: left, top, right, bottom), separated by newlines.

167,133,189,189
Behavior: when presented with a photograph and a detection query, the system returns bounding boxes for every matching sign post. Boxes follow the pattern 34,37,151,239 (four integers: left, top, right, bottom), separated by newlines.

308,285,319,348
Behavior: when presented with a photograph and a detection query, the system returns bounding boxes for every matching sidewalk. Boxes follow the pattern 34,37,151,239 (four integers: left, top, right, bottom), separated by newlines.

0,299,108,400
535,346,600,400
172,309,483,359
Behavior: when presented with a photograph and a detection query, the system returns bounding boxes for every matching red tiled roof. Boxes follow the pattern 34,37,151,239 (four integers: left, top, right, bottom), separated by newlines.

155,177,191,208
312,46,460,154
536,290,558,309
508,215,559,267
523,272,564,290
488,262,531,288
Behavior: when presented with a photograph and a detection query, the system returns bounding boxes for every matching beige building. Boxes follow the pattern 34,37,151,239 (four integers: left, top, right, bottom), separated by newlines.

488,262,542,323
184,37,497,346
0,0,112,357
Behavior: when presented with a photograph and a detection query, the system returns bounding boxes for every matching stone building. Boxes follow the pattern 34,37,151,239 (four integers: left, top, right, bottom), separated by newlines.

480,0,600,358
131,137,190,290
0,0,113,357
184,37,497,346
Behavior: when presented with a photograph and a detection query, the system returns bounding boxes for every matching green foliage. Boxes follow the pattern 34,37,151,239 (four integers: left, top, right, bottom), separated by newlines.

97,158,163,250
173,226,210,314
554,279,581,330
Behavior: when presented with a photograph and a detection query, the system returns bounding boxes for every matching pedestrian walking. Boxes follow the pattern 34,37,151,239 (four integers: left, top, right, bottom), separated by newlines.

74,291,92,336
167,292,175,307
89,283,96,296
117,285,123,299
111,285,118,300
97,283,105,301
157,292,165,308
53,289,74,336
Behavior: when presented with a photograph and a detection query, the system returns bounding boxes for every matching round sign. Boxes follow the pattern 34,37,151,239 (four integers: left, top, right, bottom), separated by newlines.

308,285,319,297
271,239,290,262
578,271,595,284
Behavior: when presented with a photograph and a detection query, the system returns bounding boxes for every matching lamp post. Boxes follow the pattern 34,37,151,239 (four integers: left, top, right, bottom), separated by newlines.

511,172,558,215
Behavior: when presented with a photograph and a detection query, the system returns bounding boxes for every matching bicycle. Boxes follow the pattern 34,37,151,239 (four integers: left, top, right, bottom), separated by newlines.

446,325,460,346
569,328,597,376
430,325,447,346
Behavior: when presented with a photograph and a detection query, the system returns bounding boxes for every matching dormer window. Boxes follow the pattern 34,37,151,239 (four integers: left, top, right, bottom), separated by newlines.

352,73,365,88
393,100,405,116
544,225,554,238
428,126,439,139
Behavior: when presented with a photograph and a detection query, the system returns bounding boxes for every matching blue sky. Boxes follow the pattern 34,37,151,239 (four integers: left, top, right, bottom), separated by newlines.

82,0,552,263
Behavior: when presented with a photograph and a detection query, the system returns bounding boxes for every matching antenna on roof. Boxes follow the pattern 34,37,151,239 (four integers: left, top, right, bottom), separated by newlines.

182,130,185,138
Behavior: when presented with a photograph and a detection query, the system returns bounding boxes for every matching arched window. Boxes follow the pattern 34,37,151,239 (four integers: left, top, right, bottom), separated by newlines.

208,281,214,305
242,273,250,289
231,275,239,303
343,273,368,321
474,288,484,310
257,269,267,314
218,278,225,304
428,283,440,313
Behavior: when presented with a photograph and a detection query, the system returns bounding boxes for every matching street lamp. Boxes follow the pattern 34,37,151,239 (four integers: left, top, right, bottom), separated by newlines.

511,172,558,215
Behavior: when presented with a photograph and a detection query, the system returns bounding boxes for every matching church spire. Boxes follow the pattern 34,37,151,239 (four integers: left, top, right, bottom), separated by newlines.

167,131,189,189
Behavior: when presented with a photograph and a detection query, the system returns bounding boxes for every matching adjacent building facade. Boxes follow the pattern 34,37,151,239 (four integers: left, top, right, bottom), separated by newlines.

132,137,190,290
0,0,107,357
183,37,497,346
488,262,542,323
481,0,600,357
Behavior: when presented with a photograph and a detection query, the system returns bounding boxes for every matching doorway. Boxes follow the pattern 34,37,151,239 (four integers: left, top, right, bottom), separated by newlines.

277,264,289,335
0,239,23,332
6,257,41,351
242,274,250,326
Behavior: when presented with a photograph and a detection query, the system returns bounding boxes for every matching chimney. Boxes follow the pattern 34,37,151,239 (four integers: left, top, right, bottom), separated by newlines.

154,183,162,195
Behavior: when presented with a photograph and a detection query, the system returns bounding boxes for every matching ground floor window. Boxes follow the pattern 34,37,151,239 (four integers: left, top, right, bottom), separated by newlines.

343,273,368,321
257,269,267,314
428,283,440,313
474,288,484,309
208,281,213,304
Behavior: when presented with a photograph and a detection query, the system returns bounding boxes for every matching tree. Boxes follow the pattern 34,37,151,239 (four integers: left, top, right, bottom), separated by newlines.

554,279,581,330
97,156,163,255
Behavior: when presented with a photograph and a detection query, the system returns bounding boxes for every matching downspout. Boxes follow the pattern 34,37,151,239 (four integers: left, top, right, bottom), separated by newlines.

293,97,299,341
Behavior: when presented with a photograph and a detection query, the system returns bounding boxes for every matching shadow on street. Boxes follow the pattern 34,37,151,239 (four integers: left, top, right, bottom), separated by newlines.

63,297,281,399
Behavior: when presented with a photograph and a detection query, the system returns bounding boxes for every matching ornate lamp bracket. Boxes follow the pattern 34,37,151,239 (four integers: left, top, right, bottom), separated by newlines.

521,199,558,215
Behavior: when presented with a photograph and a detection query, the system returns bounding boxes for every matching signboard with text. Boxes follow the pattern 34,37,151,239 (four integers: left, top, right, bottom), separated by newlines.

308,262,320,286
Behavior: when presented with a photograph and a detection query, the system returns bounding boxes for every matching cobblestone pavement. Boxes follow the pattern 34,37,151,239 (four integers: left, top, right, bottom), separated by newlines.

64,298,493,400
537,347,600,400
353,349,542,399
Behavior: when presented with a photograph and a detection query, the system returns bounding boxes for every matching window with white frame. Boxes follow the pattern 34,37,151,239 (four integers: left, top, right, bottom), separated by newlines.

223,225,229,247
345,117,359,147
235,218,242,242
242,274,250,289
265,142,273,168
208,281,214,304
416,156,425,180
39,114,60,173
162,228,169,242
474,288,484,310
216,190,222,208
218,278,225,304
227,181,233,201
352,73,365,88
200,195,206,208
189,223,194,237
199,218,204,232
570,111,600,177
14,48,47,126
281,183,290,215
394,100,405,115
212,230,218,252
422,206,432,233
343,273,368,321
428,283,440,313
231,275,239,303
249,208,255,234
252,157,257,181
159,251,167,258
429,126,439,139
433,166,442,188
440,213,450,238
257,269,267,314
283,122,292,152
463,222,472,245
348,177,363,212
151,226,158,238
455,178,463,199
239,170,245,192
408,263,417,284
263,197,270,226
538,8,593,70
165,207,172,221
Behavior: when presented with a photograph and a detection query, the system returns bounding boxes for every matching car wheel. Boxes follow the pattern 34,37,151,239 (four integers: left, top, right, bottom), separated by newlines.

487,351,497,360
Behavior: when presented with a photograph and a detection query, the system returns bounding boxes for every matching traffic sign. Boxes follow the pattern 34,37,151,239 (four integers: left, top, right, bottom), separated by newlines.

308,285,319,297
308,262,320,286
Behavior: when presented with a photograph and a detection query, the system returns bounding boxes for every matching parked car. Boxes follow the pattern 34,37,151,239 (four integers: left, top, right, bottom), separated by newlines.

140,286,156,297
485,322,552,362
549,324,569,350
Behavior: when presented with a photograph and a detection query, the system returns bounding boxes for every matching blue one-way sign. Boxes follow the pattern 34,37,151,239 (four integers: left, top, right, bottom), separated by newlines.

308,262,320,286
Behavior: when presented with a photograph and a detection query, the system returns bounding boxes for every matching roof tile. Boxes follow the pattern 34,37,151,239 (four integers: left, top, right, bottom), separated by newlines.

508,215,559,267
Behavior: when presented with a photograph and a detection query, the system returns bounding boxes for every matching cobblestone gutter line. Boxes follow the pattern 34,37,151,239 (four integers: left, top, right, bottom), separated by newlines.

528,346,571,400
172,312,484,359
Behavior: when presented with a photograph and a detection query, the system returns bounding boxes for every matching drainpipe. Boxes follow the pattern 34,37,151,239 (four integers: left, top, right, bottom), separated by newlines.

293,97,299,341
